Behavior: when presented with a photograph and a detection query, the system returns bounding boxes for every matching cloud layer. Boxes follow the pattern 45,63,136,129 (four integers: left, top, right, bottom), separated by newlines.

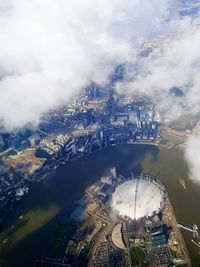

185,135,200,184
1,0,200,184
116,19,200,114
113,8,200,183
0,0,169,129
115,15,200,184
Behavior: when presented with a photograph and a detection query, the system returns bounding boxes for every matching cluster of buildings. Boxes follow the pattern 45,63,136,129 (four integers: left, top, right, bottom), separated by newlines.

36,97,159,160
146,214,172,266
36,168,190,267
0,83,160,237
93,172,190,266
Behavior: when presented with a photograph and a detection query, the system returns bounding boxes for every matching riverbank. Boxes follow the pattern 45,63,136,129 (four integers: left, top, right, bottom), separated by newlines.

0,144,200,266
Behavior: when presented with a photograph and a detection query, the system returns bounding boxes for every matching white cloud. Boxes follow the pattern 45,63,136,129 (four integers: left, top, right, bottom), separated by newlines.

116,19,200,114
185,135,200,184
1,0,200,185
0,0,169,129
112,6,200,184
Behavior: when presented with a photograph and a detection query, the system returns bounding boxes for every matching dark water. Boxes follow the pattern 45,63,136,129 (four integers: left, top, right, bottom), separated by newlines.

0,144,200,267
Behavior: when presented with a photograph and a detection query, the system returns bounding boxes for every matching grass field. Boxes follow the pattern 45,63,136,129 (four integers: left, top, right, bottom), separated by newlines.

130,246,149,267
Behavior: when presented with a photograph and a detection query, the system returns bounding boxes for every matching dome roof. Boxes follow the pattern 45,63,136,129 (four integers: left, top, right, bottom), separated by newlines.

111,179,163,220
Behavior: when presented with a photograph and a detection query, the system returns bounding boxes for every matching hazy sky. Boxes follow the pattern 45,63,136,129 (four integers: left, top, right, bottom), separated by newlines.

1,0,200,183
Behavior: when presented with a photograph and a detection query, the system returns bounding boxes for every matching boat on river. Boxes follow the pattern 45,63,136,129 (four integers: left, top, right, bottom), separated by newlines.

179,176,186,190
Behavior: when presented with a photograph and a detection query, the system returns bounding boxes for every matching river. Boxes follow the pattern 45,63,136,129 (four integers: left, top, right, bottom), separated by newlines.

0,144,200,266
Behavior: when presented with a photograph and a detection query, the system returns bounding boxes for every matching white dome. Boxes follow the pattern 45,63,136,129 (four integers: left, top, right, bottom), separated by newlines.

111,179,162,220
